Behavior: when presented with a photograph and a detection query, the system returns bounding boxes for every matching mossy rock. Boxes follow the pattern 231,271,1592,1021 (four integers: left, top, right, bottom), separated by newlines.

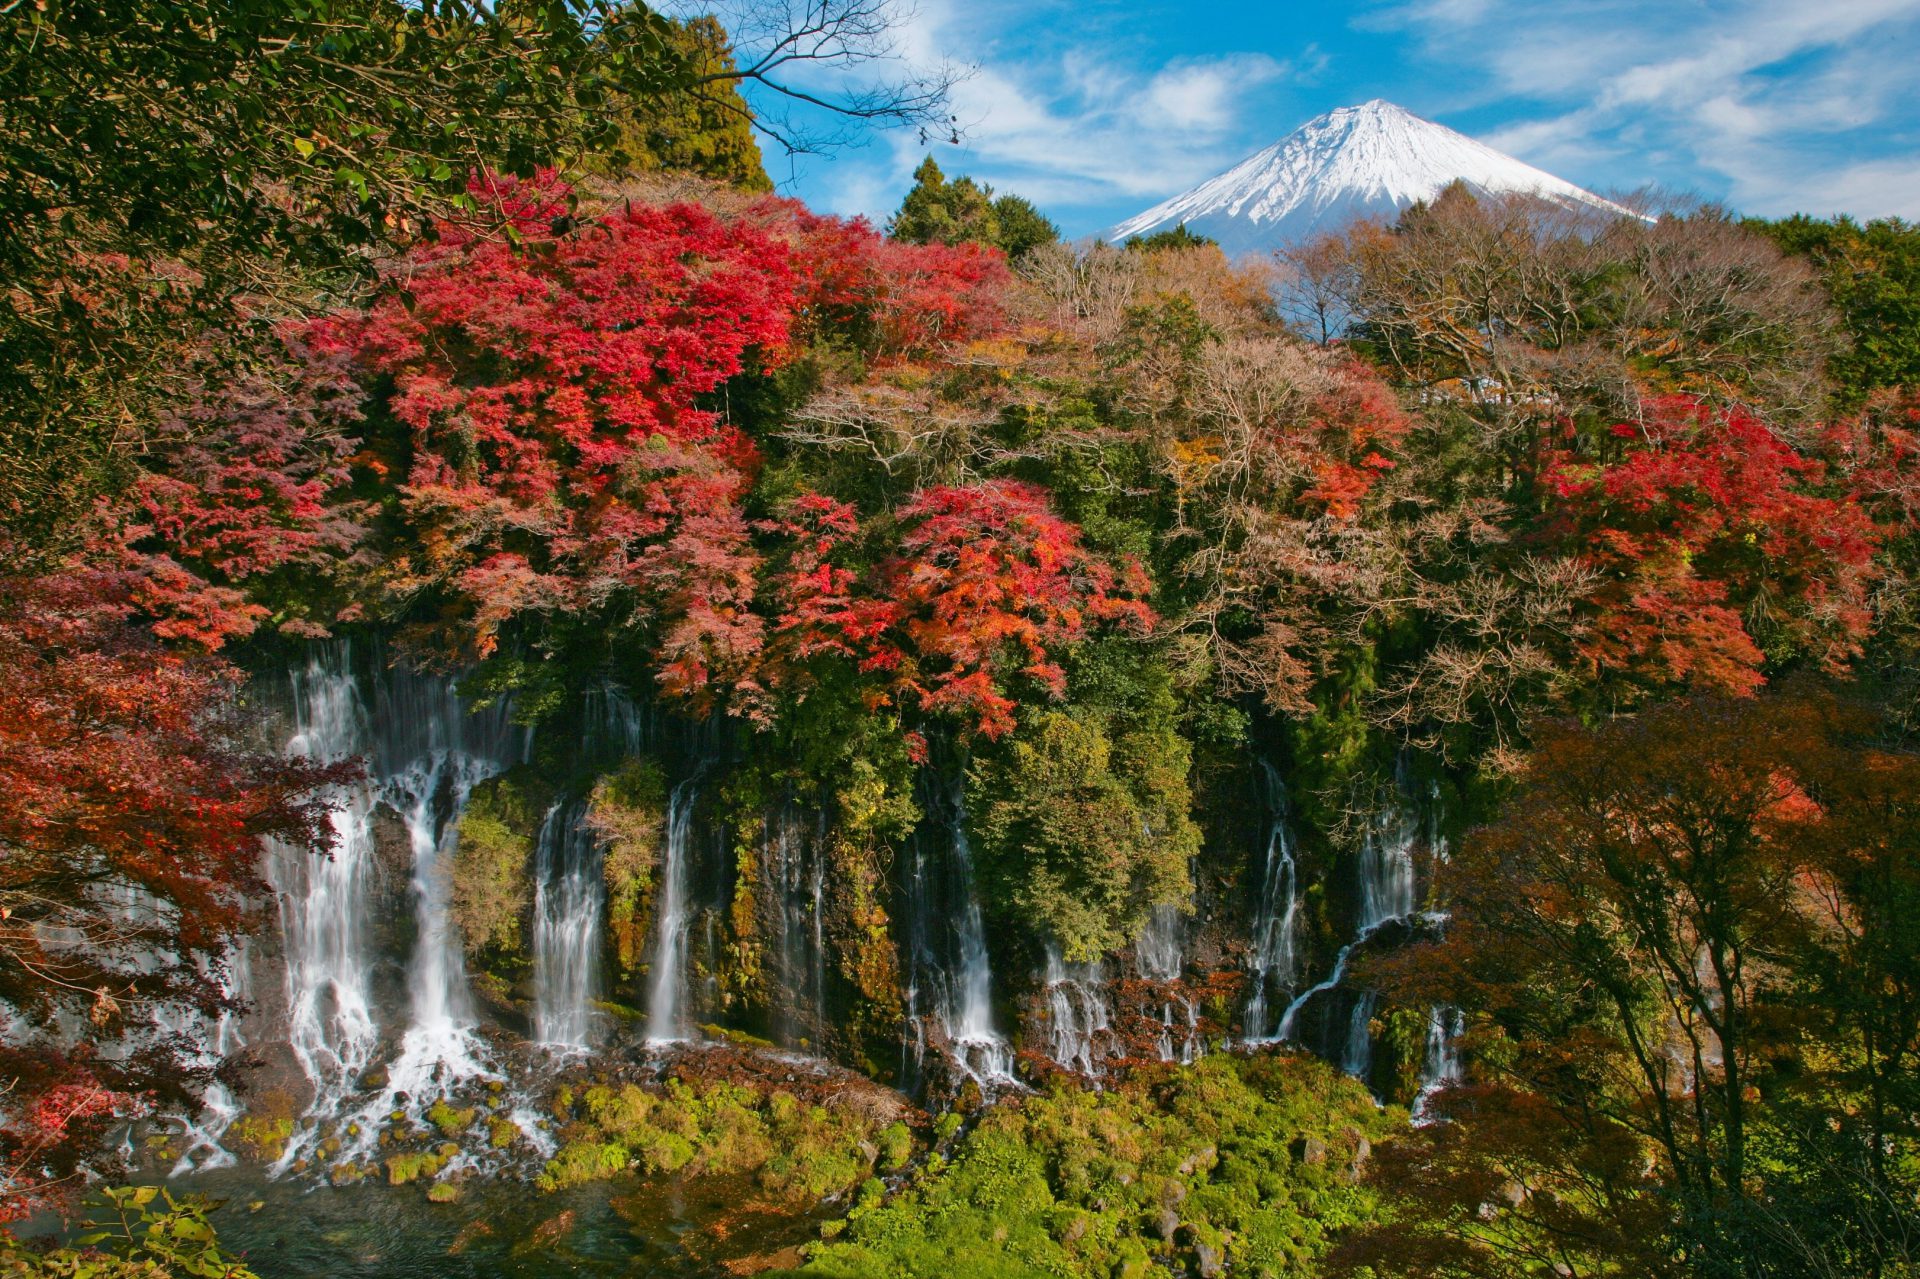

386,1147,453,1185
453,767,553,976
427,1182,461,1204
427,1100,477,1137
587,758,668,986
330,1162,369,1187
226,1113,295,1164
876,1122,913,1171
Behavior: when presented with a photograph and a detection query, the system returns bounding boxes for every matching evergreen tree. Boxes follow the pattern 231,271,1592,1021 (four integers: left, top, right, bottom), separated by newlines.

599,16,773,193
991,193,1061,260
1756,213,1920,400
1124,222,1217,252
888,157,1058,260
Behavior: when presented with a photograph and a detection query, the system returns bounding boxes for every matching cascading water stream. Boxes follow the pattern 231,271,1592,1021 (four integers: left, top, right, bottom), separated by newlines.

645,772,706,1044
764,803,831,1050
1244,761,1302,1042
1267,760,1427,1069
1042,948,1115,1076
1273,935,1362,1041
267,646,526,1169
1135,904,1200,1064
269,658,378,1115
1412,1005,1466,1123
903,773,1014,1088
1357,773,1420,933
1341,992,1378,1080
163,943,252,1175
531,801,603,1050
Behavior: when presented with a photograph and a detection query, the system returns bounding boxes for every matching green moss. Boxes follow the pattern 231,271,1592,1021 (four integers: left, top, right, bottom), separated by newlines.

426,1101,477,1137
426,1181,461,1204
876,1122,913,1171
534,1076,896,1201
794,1054,1390,1279
385,1147,452,1186
586,758,667,986
226,1113,294,1164
452,768,552,977
488,1115,523,1149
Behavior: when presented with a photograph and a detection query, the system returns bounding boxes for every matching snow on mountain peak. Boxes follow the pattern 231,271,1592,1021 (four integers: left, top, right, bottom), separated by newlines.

1106,100,1639,255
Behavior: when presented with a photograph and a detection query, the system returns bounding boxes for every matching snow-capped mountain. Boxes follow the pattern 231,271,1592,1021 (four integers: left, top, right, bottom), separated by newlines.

1107,100,1638,255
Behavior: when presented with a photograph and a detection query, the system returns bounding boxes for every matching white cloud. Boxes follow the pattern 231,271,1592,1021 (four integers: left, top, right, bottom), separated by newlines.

745,0,1308,226
1382,0,1920,216
1146,55,1287,131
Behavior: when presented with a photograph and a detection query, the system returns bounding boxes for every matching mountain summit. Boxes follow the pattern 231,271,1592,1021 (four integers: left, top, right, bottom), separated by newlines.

1106,100,1636,254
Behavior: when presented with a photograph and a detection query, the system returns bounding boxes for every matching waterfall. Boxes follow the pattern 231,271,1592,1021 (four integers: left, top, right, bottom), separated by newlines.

267,645,524,1166
88,885,251,1173
645,772,704,1044
153,943,251,1175
1244,761,1301,1042
1261,761,1429,1061
1135,904,1201,1064
1412,1005,1466,1123
764,803,830,1050
1042,948,1115,1076
1358,759,1421,932
269,658,378,1114
903,774,1014,1088
1273,937,1359,1042
1340,992,1377,1080
583,683,652,757
531,801,603,1050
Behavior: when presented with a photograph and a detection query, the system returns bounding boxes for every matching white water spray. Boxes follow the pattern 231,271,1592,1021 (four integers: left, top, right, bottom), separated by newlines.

532,801,603,1049
1244,761,1302,1042
1042,948,1115,1076
645,773,705,1044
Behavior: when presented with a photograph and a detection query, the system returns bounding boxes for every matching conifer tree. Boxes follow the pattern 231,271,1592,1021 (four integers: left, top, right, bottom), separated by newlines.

600,16,774,193
888,157,1058,260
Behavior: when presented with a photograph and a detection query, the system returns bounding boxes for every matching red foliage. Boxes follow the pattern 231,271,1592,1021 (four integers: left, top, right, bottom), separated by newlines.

307,177,795,689
885,481,1154,737
1542,396,1880,695
106,347,368,648
303,177,1017,703
756,199,1010,357
1296,354,1407,519
763,482,1155,737
1819,385,1920,531
762,492,901,669
0,571,344,1218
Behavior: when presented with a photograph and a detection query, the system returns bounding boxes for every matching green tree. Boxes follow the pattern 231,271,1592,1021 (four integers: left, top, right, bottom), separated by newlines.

1124,222,1217,252
599,16,773,192
889,157,999,247
967,646,1199,961
988,193,1059,260
1757,214,1920,401
887,157,1058,259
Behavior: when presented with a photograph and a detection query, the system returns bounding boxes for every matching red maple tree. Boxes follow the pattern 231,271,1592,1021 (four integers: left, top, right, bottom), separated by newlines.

0,571,344,1219
1542,396,1880,695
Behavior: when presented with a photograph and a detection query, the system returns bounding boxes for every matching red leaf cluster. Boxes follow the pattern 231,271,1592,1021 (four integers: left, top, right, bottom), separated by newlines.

758,199,1010,357
763,481,1155,737
1543,395,1880,694
306,179,796,681
0,572,345,1217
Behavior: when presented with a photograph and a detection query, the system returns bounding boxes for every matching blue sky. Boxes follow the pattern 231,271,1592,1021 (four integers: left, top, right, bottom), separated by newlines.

734,0,1920,237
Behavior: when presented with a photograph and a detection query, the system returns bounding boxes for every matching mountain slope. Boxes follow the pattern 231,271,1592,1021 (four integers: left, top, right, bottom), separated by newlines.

1107,100,1638,255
